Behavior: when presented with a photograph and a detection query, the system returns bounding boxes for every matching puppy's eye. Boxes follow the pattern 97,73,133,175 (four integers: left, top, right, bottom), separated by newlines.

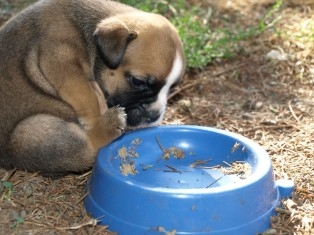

128,75,147,89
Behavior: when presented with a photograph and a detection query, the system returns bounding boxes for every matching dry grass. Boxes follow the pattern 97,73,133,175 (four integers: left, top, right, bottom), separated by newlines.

0,0,313,234
166,2,314,234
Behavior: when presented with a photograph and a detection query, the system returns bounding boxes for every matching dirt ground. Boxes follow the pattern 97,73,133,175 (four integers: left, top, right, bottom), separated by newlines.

0,0,313,234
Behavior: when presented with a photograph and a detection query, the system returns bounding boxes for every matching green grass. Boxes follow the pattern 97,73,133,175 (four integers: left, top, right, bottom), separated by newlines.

120,0,283,70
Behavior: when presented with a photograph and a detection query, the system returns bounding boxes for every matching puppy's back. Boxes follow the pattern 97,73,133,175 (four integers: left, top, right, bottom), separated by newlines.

0,0,143,168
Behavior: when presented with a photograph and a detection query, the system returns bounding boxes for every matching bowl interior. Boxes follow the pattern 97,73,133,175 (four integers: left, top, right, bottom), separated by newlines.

99,125,265,191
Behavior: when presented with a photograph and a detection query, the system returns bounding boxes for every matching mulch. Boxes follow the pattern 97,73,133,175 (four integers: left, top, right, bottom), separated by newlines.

0,0,313,234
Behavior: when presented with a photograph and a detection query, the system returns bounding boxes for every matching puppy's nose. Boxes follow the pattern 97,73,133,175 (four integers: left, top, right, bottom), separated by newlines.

147,110,160,123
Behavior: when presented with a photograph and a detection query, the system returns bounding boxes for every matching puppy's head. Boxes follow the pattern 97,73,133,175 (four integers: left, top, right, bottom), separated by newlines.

93,11,184,127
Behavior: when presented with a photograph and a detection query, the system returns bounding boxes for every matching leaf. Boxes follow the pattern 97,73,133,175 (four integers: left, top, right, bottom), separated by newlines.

10,216,25,229
15,216,25,224
2,181,13,189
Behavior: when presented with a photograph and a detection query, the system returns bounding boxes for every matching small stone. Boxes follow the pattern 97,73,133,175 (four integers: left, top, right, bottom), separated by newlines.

178,99,192,109
266,49,287,61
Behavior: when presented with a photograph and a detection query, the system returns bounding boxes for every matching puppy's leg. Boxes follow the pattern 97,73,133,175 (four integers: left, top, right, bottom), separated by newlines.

8,108,126,177
87,106,127,150
52,77,126,150
8,114,96,177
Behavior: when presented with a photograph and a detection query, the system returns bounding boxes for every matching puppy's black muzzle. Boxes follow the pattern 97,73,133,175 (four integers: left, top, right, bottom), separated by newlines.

107,94,161,127
126,104,160,126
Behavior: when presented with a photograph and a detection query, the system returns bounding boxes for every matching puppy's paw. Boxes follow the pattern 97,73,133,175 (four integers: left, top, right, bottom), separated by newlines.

103,106,127,135
88,106,127,149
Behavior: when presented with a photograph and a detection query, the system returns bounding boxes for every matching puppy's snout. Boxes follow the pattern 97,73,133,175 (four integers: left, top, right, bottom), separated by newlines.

126,104,161,127
146,110,160,123
126,108,141,126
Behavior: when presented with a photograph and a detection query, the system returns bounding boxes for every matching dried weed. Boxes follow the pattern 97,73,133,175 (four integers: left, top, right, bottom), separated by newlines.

0,1,313,234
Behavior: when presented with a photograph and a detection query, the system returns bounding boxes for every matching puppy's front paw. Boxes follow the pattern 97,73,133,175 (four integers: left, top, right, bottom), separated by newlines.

103,106,127,135
88,106,127,149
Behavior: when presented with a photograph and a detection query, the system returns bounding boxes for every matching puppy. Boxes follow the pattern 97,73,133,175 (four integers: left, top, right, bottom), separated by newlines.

0,0,185,178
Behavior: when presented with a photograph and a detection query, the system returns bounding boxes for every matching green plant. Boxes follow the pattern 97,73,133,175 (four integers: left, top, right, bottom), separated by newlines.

11,215,25,229
1,181,13,199
120,0,283,70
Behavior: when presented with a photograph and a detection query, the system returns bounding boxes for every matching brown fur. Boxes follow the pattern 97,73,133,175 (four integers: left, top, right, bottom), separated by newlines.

0,0,184,178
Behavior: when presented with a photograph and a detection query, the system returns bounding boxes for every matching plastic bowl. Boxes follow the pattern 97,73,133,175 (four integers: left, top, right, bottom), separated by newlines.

84,125,293,234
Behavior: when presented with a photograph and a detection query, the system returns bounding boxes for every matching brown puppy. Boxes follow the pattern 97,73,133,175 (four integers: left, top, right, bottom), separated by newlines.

0,0,185,178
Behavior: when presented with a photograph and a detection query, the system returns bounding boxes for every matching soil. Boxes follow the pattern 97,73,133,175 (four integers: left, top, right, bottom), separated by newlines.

0,0,313,234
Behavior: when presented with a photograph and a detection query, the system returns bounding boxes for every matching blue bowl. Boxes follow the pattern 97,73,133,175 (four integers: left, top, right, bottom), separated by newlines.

84,125,292,234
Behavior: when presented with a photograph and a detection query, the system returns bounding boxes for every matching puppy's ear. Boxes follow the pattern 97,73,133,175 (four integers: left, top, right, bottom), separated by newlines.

94,19,137,69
